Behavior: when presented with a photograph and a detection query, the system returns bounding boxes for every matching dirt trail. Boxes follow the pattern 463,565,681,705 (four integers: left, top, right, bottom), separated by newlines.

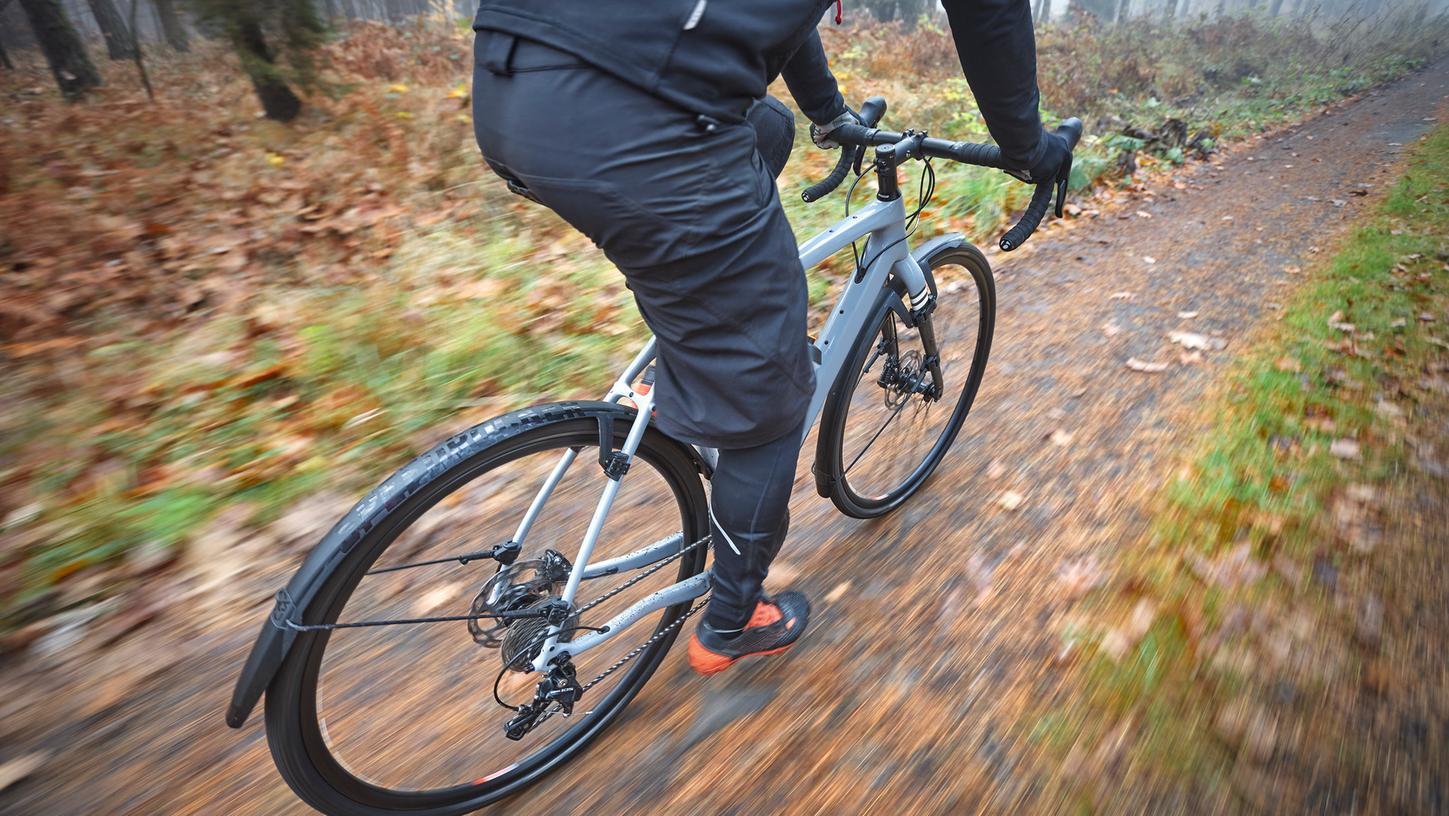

3,62,1448,816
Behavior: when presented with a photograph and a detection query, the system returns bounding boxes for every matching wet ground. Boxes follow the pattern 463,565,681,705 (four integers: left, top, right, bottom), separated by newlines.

2,61,1447,816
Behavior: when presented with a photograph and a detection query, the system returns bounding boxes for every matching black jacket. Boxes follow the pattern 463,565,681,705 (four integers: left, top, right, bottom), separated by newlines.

472,0,1044,168
472,0,846,125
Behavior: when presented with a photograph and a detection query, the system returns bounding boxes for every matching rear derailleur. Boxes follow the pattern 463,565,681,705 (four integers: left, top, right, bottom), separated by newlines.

503,657,583,741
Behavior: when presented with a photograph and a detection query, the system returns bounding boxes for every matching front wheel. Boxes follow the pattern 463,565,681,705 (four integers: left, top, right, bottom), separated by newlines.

263,403,709,815
815,243,995,519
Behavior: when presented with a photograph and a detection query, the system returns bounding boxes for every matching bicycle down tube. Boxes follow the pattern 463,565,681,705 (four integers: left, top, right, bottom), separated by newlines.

527,193,928,671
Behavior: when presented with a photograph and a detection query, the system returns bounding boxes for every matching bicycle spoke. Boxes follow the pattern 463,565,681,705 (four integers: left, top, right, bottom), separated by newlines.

845,392,913,474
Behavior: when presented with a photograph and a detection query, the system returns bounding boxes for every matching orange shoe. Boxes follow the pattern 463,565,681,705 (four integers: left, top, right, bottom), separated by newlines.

687,591,811,676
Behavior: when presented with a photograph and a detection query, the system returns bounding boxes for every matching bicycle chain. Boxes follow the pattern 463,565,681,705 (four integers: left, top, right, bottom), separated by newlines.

575,534,711,616
530,595,709,729
520,535,713,727
582,595,709,691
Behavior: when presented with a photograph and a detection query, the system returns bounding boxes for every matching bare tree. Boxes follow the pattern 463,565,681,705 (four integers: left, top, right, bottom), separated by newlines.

87,0,138,60
1040,0,1053,22
17,0,103,98
153,0,190,51
1116,0,1131,22
128,0,153,98
233,19,302,120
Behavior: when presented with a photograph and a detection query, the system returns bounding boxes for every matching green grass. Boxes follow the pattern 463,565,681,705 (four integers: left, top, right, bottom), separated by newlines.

1036,119,1449,802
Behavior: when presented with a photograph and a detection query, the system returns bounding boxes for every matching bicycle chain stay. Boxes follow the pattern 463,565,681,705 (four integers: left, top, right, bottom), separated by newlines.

494,534,713,738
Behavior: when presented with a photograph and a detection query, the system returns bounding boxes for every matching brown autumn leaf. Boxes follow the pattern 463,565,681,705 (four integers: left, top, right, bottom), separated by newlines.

1126,357,1170,372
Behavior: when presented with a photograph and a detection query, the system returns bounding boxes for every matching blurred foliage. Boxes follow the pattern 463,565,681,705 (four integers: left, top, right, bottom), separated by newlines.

0,13,1445,629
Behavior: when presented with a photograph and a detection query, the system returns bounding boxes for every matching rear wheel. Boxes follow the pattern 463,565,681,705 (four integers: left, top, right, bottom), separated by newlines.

264,405,709,815
816,244,994,518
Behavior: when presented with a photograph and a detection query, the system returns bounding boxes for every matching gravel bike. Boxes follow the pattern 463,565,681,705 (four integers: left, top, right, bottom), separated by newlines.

227,96,1081,815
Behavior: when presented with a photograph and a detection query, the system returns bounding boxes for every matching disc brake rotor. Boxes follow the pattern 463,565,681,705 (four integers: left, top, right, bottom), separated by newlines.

467,559,561,647
882,348,925,409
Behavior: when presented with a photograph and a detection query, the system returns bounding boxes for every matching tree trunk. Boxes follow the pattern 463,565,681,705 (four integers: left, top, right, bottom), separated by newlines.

1267,0,1283,14
1039,0,1052,22
1165,0,1179,17
1115,0,1130,22
152,0,188,51
1033,0,1045,22
233,20,302,121
0,37,12,70
17,0,102,98
128,0,153,98
87,0,137,60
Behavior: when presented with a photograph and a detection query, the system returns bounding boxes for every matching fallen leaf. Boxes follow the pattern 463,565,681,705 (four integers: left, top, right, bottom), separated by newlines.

1135,210,1153,219
1330,439,1361,459
999,491,1025,511
1177,310,1199,319
0,752,50,792
1168,330,1227,351
1275,356,1301,372
986,459,1007,480
824,582,852,604
1109,291,1135,300
1126,357,1169,373
1049,429,1075,447
1142,256,1157,264
1101,320,1122,337
1055,556,1104,600
412,582,464,616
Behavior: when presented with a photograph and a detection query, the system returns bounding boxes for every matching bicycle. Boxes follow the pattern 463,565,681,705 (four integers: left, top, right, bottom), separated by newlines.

227,95,1081,815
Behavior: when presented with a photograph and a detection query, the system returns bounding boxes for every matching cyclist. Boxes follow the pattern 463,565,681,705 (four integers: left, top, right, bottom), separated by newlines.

469,0,1072,676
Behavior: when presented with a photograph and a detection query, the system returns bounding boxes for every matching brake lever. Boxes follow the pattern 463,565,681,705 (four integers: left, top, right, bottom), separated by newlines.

1053,155,1072,219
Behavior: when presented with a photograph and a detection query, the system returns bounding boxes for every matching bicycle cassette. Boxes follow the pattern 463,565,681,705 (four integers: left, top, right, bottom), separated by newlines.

500,601,578,672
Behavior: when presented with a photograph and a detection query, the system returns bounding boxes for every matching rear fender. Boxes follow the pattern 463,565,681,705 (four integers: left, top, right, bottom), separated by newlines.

225,400,709,728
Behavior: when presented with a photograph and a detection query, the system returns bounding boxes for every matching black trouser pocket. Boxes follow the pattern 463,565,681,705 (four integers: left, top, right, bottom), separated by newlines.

510,173,704,268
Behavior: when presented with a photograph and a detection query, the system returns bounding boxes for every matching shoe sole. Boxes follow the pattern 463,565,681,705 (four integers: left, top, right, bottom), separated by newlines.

688,641,795,677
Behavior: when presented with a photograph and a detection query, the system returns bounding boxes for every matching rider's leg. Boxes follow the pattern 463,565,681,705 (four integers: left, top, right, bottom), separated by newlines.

701,417,803,635
472,33,814,670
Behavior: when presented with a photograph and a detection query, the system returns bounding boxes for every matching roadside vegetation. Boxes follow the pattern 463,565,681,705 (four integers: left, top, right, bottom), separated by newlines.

1040,120,1449,810
1,13,1446,631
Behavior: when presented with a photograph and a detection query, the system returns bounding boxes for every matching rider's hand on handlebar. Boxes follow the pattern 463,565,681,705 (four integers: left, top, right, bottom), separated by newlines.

810,108,861,150
1006,127,1073,186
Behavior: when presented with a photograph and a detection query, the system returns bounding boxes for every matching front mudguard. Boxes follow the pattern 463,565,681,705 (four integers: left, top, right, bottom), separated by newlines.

225,400,710,729
810,233,972,498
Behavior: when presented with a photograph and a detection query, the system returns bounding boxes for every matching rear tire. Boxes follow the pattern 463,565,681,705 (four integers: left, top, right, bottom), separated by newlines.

263,404,709,815
815,244,995,519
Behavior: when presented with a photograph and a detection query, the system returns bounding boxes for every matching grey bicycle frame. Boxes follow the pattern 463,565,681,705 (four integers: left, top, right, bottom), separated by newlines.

523,194,931,672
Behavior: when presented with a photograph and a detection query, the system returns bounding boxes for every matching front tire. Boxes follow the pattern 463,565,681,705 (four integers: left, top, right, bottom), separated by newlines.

815,243,995,519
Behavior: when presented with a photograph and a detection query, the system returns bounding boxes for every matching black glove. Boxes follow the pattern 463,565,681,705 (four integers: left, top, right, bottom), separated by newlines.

810,108,861,150
1007,127,1072,185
